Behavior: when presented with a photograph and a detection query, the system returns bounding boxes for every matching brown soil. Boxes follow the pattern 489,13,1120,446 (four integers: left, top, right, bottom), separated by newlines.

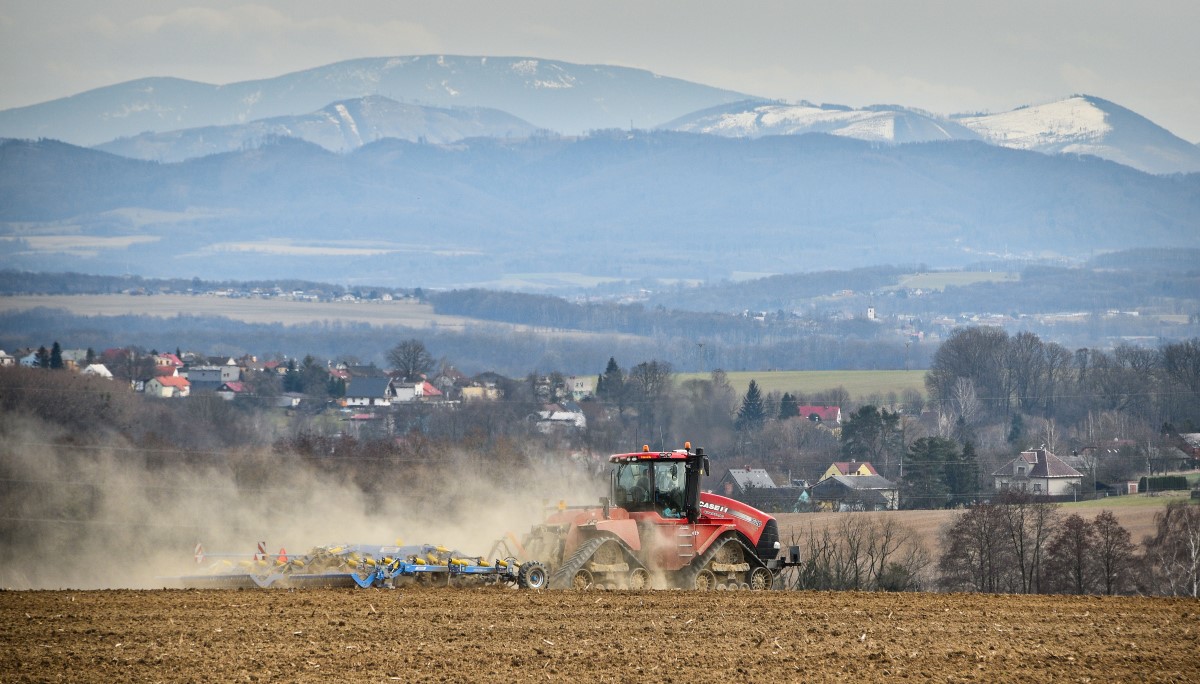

2,588,1196,682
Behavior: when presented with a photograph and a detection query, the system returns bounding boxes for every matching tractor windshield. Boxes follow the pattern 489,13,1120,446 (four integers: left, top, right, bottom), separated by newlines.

613,461,686,518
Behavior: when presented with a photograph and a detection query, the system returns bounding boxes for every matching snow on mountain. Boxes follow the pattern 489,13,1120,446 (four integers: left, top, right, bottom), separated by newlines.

956,96,1200,174
94,95,538,162
663,100,980,144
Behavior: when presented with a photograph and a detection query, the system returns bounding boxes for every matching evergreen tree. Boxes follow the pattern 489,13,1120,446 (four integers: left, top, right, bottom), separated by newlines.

49,341,63,370
596,357,625,408
85,347,96,366
283,358,301,393
902,436,957,509
946,440,980,506
1007,413,1025,444
840,404,903,476
778,392,798,420
327,375,346,398
35,346,50,369
298,355,329,397
735,380,766,432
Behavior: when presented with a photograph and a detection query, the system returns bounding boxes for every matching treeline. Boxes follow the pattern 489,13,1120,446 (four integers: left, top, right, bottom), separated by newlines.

938,495,1200,597
0,269,410,298
892,265,1200,318
780,493,1200,597
925,328,1200,430
641,265,911,313
0,307,930,376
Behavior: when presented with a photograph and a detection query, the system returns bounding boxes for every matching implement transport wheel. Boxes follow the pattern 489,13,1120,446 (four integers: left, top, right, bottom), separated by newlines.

628,567,651,590
517,561,548,590
748,567,772,591
693,569,717,591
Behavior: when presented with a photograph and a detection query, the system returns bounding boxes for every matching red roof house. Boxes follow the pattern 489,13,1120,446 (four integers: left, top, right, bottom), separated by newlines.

796,405,842,424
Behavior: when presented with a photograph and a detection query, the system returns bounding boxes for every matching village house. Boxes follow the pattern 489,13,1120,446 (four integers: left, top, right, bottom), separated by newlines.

818,461,879,481
565,375,597,401
80,363,113,379
713,467,807,512
715,467,779,498
342,377,395,407
155,353,185,370
145,375,190,398
215,381,248,401
991,448,1083,496
811,474,899,511
461,383,502,401
533,402,587,433
795,405,842,425
186,365,226,392
59,348,90,371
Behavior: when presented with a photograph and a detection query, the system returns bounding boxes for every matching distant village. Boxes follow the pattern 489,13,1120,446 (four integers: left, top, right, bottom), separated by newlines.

6,341,1197,517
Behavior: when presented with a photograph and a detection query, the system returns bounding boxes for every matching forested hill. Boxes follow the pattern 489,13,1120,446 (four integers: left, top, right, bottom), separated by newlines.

2,133,1199,287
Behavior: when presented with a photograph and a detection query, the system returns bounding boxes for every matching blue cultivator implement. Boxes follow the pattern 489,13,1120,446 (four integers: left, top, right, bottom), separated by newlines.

172,542,548,590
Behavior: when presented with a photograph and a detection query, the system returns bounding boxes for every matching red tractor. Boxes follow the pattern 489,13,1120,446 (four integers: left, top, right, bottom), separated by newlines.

511,443,786,590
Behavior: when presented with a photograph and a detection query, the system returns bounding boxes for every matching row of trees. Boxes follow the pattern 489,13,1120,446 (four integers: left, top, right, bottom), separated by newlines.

937,494,1200,597
926,329,1200,429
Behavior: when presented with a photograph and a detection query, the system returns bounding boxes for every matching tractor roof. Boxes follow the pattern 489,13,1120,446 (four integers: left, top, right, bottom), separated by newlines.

610,447,692,464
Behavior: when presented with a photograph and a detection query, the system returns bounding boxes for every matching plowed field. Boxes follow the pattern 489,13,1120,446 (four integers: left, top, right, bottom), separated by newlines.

3,588,1197,682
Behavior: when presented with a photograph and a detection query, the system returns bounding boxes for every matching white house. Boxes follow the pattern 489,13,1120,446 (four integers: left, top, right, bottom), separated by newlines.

80,363,113,379
992,448,1083,496
342,377,394,407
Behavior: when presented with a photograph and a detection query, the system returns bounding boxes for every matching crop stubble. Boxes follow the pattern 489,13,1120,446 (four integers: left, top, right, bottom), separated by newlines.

2,588,1196,682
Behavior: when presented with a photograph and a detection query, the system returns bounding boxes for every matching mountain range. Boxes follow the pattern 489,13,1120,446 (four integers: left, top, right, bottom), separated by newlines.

95,95,539,162
0,55,1198,174
0,55,1198,294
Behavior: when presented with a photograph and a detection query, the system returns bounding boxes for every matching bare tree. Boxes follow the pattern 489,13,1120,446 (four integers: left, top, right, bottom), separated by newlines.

937,502,1014,593
996,492,1061,594
387,339,434,381
784,515,928,591
1145,501,1200,597
1043,514,1099,594
925,327,1010,417
1092,510,1137,595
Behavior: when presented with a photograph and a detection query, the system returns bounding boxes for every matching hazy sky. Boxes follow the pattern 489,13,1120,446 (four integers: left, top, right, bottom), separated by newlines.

2,1,1197,141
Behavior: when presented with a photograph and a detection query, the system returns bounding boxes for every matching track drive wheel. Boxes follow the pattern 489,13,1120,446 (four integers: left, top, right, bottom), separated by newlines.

517,561,547,590
571,568,595,590
693,569,717,591
628,567,651,590
748,566,772,591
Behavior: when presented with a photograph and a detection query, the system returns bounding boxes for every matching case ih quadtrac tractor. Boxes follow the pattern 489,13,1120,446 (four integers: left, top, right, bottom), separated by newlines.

508,443,787,590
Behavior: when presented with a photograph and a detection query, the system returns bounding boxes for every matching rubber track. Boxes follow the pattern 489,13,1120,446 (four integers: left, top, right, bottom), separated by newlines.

548,535,646,590
678,534,769,590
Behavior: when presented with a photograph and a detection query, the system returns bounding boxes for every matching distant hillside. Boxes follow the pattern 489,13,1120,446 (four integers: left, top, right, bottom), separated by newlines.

95,96,539,161
0,56,750,146
1,133,1197,289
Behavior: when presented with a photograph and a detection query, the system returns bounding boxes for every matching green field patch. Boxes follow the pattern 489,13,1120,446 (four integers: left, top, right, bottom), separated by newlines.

897,270,1020,291
1062,492,1192,510
676,369,927,399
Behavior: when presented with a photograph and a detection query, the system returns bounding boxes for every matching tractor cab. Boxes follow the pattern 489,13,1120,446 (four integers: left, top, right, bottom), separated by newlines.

610,444,709,522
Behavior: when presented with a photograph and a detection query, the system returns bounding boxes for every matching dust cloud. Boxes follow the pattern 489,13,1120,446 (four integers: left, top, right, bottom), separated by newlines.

0,412,606,589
